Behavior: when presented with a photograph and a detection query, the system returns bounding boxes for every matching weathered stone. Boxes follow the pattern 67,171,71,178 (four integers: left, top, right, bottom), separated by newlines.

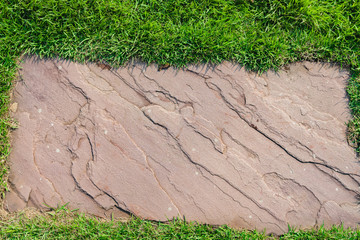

6,56,360,234
4,187,26,212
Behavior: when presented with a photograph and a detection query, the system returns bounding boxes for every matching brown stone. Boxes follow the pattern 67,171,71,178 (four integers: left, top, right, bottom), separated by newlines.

6,56,360,234
4,187,26,212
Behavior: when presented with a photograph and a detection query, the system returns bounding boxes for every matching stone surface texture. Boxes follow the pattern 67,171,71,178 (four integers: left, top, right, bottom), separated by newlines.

5,57,360,234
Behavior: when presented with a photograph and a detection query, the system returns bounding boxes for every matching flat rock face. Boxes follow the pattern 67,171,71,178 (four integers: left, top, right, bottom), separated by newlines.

6,57,360,234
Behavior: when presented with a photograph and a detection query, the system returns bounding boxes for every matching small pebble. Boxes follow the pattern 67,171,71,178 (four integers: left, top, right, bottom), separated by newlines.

10,103,18,112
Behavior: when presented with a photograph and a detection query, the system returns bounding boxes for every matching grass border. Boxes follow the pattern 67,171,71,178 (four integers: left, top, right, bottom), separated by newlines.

1,0,360,238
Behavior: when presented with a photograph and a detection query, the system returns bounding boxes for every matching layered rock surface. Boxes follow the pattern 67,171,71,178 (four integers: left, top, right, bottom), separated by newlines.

5,57,360,234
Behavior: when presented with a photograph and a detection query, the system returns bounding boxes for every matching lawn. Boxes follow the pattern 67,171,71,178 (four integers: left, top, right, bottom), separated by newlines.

1,0,360,238
0,207,359,239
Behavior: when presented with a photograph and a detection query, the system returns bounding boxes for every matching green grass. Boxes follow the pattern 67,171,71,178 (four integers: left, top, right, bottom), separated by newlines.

1,0,360,238
0,207,359,239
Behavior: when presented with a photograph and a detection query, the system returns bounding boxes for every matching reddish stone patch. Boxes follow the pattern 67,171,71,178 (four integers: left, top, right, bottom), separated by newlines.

5,57,360,234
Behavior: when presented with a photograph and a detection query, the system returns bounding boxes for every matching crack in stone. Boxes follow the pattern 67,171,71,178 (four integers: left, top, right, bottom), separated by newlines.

189,194,207,219
63,76,90,102
81,151,132,214
313,164,360,195
263,172,322,205
85,133,95,162
111,115,183,216
69,161,108,209
200,73,360,179
88,174,132,215
84,65,116,92
198,168,284,231
184,121,224,154
32,134,64,203
196,168,255,224
147,156,182,217
91,105,183,217
222,130,260,161
225,127,359,197
85,65,152,110
111,69,153,107
125,69,159,100
315,201,326,226
140,68,190,105
66,111,132,214
142,110,285,224
7,181,30,203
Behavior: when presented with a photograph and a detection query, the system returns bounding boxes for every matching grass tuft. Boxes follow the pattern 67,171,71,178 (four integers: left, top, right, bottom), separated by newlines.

0,206,359,239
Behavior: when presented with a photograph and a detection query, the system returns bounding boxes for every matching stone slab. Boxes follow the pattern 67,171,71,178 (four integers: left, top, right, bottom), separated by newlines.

5,57,360,234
